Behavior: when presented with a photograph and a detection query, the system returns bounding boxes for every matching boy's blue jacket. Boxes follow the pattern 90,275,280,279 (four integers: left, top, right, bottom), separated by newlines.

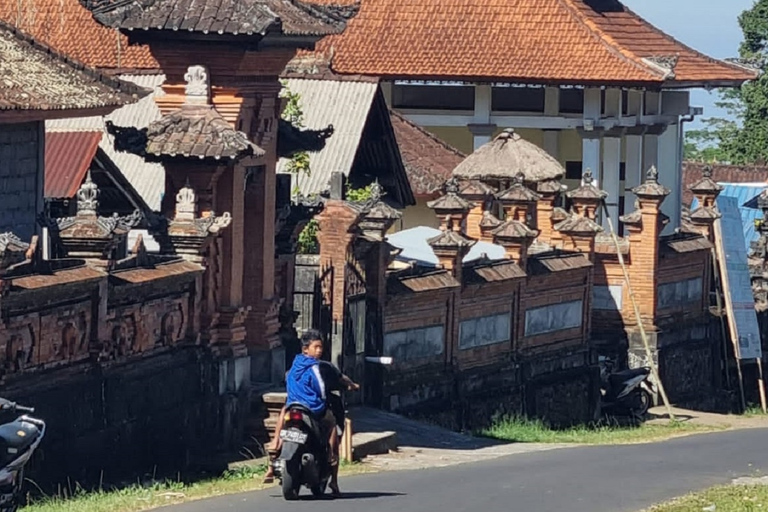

286,354,326,415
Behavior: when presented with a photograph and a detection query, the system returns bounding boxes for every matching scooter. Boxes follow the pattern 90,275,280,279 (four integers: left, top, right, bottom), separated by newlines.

273,404,331,501
599,359,654,418
0,398,45,512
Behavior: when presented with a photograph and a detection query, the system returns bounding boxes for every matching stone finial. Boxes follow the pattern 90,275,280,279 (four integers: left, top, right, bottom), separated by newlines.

369,180,384,203
632,165,670,199
647,165,660,182
184,65,211,105
445,176,460,195
703,165,713,179
583,168,595,185
514,171,525,185
175,181,197,222
77,170,99,216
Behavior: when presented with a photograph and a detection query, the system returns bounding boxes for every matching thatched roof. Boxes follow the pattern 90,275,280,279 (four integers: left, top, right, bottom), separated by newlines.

452,129,565,183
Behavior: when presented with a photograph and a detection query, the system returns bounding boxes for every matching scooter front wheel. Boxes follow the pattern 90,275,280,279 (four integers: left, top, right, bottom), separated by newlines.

636,388,651,416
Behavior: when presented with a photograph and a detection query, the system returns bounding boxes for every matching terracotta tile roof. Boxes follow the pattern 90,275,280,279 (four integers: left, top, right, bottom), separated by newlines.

683,162,768,206
0,21,147,113
145,105,265,160
0,0,157,70
314,0,755,86
82,0,355,37
45,131,103,199
389,110,465,197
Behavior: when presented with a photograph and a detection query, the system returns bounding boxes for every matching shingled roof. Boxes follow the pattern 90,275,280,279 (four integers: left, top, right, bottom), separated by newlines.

390,110,465,197
80,0,355,38
0,0,157,70
314,0,755,87
0,21,146,115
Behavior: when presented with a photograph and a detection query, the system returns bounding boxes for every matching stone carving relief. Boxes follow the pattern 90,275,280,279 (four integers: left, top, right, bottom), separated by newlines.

3,324,35,374
76,171,100,216
103,315,138,361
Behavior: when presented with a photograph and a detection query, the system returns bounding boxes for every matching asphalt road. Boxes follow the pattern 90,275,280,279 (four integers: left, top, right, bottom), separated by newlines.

170,428,768,512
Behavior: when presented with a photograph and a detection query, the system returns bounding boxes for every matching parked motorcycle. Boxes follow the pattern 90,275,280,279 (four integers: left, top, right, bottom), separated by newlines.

273,404,331,500
0,398,45,512
599,359,654,418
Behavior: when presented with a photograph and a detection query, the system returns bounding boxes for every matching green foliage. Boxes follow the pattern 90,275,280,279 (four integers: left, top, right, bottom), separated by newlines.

346,183,374,202
297,219,320,254
685,2,768,164
279,80,311,176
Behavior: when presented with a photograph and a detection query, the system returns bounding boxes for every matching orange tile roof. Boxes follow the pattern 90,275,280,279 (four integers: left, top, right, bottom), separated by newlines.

314,0,756,86
0,0,158,71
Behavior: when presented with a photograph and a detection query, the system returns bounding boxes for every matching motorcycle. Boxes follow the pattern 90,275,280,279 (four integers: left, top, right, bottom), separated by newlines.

599,359,654,418
273,404,331,501
0,398,45,512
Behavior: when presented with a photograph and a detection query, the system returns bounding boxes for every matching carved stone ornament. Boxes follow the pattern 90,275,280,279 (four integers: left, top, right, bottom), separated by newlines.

646,165,659,183
77,170,99,216
175,182,197,222
184,65,210,104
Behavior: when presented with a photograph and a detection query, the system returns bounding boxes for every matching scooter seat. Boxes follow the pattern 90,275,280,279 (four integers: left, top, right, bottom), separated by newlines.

612,367,649,380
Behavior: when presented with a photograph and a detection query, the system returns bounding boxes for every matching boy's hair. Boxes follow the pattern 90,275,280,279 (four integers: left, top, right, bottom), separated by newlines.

301,329,323,349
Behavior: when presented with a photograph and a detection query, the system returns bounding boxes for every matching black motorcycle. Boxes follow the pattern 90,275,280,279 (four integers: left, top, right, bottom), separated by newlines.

0,398,45,512
599,359,654,418
273,404,331,501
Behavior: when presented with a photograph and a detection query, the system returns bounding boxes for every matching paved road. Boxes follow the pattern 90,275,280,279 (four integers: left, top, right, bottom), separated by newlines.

171,428,768,512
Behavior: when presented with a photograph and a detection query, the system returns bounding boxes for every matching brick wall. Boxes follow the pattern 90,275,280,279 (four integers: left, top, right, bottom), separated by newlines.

0,122,43,241
0,262,250,489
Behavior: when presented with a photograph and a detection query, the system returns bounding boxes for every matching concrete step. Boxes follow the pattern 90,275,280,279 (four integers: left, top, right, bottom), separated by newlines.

351,430,398,461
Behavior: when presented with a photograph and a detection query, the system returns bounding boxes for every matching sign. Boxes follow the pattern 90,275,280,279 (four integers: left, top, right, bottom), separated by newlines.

714,195,762,360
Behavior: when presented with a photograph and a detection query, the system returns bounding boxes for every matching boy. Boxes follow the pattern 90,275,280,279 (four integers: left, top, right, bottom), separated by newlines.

264,329,358,495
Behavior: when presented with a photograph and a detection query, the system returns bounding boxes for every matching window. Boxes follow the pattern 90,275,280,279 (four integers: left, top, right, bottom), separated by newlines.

524,300,583,336
559,88,584,114
383,325,444,362
392,84,474,111
565,161,582,180
459,313,511,350
593,285,623,311
657,277,704,310
491,86,545,113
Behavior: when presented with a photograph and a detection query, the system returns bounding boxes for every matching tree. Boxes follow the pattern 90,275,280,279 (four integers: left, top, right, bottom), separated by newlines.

684,2,766,164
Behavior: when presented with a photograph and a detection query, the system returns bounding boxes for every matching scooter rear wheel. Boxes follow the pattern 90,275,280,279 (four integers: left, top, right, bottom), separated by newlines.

281,460,301,501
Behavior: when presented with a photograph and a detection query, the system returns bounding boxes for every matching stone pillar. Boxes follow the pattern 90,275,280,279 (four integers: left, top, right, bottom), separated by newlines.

687,165,723,241
536,180,562,245
428,218,475,283
427,177,474,235
458,180,495,240
601,135,622,231
469,84,494,150
492,220,538,268
496,172,541,225
315,199,361,369
620,166,670,328
623,129,644,232
581,87,602,181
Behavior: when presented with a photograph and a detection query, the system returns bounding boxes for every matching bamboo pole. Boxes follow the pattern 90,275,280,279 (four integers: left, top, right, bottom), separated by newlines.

600,202,675,421
758,359,767,414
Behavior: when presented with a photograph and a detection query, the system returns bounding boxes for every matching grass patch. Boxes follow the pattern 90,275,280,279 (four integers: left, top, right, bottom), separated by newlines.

647,484,768,512
743,405,768,417
479,416,720,445
22,460,370,512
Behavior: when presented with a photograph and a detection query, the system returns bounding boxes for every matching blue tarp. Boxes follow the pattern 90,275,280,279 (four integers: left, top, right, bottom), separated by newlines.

387,226,506,267
692,182,766,253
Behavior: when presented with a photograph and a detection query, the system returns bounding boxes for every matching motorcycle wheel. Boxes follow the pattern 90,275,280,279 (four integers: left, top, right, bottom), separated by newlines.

281,460,301,501
637,389,651,416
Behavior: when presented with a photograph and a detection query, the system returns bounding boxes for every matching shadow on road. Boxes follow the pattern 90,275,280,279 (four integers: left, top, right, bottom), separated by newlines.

270,491,406,501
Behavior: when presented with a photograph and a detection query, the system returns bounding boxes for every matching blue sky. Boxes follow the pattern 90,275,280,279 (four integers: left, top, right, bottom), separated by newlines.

623,0,754,129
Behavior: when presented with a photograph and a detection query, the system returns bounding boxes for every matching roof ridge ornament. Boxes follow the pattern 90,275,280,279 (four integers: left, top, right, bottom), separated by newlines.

445,176,460,195
703,165,713,179
184,65,210,106
77,170,99,216
582,168,594,185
